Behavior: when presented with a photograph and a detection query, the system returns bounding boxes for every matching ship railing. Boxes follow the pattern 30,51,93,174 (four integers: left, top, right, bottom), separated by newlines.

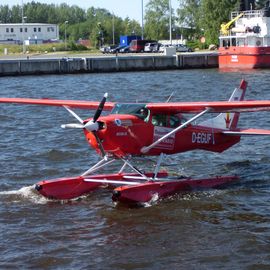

231,10,264,20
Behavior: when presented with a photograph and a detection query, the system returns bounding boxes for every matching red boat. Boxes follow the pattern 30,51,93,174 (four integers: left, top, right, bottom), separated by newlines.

219,1,270,69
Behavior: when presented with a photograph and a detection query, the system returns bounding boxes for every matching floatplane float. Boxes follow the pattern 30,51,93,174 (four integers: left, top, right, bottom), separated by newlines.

1,79,270,205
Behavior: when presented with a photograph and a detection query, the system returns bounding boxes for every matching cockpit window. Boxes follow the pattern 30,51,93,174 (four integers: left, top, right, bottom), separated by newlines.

111,103,146,115
169,115,180,128
152,114,182,128
152,114,167,127
111,103,149,121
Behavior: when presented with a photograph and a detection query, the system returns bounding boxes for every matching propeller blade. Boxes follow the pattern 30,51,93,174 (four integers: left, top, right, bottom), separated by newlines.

61,123,84,129
93,131,106,157
93,93,108,122
63,105,84,124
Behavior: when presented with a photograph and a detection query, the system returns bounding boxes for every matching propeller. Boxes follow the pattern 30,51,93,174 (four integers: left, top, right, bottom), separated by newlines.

61,93,108,131
93,93,108,122
61,93,108,157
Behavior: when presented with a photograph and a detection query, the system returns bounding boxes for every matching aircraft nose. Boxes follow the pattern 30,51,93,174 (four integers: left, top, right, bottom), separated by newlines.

84,120,100,131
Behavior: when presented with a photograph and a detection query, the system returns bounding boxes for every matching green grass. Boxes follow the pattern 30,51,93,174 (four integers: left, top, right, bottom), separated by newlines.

0,42,99,55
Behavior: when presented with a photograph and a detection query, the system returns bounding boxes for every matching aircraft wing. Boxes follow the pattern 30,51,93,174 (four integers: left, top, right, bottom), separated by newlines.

147,100,270,114
223,128,270,136
0,97,115,110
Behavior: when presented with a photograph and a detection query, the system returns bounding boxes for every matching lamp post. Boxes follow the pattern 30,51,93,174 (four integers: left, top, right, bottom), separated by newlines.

141,0,144,39
64,20,68,50
21,0,27,53
112,13,115,45
22,16,27,54
169,0,172,45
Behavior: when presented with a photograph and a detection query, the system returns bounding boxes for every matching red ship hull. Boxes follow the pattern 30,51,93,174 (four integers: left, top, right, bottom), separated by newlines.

219,46,270,69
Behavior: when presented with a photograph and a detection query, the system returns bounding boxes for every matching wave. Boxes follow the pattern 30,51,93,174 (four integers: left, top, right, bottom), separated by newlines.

0,185,49,204
0,185,92,205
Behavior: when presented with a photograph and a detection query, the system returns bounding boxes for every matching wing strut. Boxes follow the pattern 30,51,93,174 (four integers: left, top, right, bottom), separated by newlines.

141,108,210,154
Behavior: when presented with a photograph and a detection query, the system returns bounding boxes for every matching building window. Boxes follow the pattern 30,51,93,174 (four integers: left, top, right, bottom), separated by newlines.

47,27,54,32
20,28,23,32
34,27,37,32
38,27,41,32
11,28,14,32
6,28,9,33
25,28,27,32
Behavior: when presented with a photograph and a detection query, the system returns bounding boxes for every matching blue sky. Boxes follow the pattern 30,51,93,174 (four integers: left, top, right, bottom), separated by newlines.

0,0,179,23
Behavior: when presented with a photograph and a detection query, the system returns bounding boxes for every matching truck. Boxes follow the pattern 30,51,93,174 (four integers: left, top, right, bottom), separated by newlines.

120,35,141,47
129,39,156,53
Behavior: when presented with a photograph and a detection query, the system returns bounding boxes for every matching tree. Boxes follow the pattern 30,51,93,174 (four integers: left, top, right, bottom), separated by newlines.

0,5,12,23
177,0,202,39
177,0,240,45
144,0,174,40
200,0,239,45
10,5,21,23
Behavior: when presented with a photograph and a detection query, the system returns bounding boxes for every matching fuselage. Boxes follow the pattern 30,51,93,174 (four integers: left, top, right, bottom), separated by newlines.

83,103,241,157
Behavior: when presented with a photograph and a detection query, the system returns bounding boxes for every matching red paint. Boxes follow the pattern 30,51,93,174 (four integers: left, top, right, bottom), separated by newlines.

35,172,168,200
112,176,239,204
219,46,270,69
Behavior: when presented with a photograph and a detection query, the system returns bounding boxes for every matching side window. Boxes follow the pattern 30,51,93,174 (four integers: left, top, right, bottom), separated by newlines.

169,115,180,128
152,114,167,127
152,114,183,128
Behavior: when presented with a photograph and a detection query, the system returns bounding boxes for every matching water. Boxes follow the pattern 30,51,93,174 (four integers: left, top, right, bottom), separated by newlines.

1,69,270,269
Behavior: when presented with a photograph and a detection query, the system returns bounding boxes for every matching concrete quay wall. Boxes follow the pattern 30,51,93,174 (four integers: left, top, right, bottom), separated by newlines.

0,53,218,76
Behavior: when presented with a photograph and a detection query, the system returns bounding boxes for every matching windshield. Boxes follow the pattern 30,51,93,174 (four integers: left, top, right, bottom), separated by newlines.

111,103,149,121
111,103,147,115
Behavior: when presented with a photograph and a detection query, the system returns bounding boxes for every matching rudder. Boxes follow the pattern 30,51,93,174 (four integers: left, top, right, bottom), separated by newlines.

199,79,248,130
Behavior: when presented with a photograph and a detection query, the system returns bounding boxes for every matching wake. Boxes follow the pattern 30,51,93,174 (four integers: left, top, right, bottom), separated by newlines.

0,185,49,204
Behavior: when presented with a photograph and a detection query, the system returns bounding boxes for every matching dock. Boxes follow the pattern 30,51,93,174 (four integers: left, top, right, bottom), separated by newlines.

0,52,218,76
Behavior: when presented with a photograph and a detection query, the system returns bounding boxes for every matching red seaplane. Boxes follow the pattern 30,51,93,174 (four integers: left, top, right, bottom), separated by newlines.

1,79,270,205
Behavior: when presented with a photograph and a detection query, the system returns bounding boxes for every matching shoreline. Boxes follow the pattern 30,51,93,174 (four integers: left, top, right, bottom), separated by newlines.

0,52,218,76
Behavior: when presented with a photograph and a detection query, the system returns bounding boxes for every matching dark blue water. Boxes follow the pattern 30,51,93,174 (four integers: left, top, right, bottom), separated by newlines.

1,69,270,269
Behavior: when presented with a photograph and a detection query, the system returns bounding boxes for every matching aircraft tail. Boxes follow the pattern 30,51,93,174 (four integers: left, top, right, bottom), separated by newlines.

199,80,248,130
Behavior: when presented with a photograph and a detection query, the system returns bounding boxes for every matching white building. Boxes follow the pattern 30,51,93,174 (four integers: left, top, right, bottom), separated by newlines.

0,23,59,44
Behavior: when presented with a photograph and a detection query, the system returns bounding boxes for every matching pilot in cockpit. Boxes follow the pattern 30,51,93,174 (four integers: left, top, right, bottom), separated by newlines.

138,108,150,122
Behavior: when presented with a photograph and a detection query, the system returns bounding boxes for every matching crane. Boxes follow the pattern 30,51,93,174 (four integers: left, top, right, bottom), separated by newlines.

220,13,244,35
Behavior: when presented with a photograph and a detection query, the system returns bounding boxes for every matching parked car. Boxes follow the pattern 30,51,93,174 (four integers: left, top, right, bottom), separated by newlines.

119,45,130,53
144,42,161,52
158,44,170,53
159,44,193,53
109,45,126,54
144,42,156,52
175,44,193,52
152,43,162,52
100,45,118,54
